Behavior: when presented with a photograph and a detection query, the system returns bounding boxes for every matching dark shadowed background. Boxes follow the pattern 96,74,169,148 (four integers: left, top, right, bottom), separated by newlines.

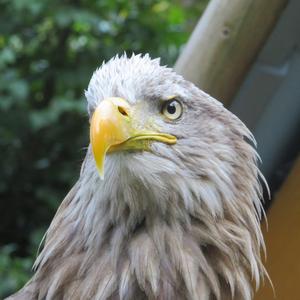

0,0,209,297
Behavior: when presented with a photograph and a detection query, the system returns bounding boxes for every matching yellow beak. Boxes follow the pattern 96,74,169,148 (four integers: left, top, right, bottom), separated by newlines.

90,97,176,179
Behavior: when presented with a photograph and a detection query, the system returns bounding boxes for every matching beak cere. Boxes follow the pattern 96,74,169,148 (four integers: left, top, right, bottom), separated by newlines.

90,97,177,179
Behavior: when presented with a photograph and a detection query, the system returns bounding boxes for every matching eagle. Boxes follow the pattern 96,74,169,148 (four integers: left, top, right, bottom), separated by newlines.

8,54,267,300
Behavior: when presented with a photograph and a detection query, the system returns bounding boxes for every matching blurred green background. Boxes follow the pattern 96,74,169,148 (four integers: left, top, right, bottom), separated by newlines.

0,0,208,297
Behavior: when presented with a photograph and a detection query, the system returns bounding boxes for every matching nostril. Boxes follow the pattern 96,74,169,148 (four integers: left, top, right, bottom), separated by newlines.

118,106,128,117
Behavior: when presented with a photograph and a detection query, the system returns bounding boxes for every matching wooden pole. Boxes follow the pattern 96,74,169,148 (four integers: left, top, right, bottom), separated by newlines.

254,155,300,299
174,0,288,106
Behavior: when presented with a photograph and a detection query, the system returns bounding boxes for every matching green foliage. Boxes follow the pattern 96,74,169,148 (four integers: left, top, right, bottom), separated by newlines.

0,245,32,297
0,228,44,297
0,0,208,297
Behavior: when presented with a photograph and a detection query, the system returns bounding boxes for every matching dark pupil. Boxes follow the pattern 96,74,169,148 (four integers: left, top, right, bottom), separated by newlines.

167,102,176,114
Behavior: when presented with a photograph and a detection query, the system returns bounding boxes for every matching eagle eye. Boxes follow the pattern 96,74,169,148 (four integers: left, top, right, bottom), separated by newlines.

162,99,182,120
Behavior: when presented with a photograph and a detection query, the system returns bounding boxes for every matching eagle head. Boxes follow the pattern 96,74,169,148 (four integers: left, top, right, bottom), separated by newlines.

9,54,267,300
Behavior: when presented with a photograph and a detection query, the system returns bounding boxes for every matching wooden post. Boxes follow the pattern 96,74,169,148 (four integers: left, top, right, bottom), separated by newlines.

174,0,288,106
254,155,300,299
